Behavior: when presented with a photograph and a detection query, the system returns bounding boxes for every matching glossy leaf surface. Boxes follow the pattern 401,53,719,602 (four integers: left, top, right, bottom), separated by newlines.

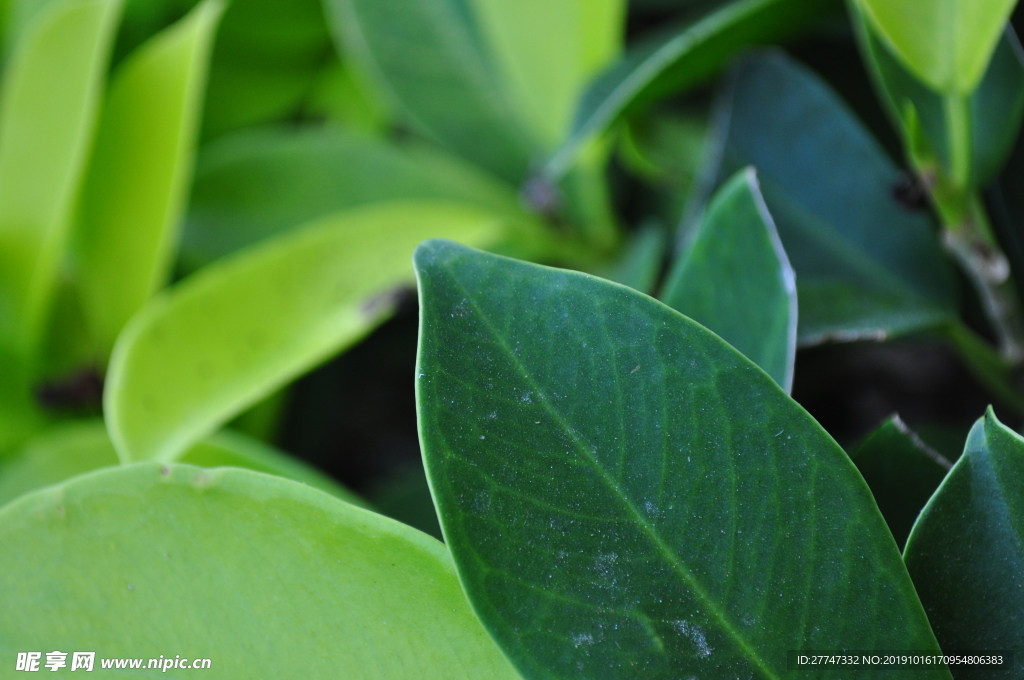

75,0,223,357
548,0,836,176
0,464,521,678
716,52,957,344
904,409,1024,675
850,415,952,550
853,7,1024,187
661,168,796,391
327,0,538,183
0,420,366,510
0,0,121,362
183,127,529,268
853,0,1017,93
107,201,502,463
415,240,946,680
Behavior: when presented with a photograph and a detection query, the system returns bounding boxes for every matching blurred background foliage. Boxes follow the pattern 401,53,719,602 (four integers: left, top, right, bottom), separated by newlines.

2,0,1024,539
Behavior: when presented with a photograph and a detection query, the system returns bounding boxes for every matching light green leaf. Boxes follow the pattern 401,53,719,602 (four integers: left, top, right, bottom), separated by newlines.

904,408,1024,671
849,415,952,550
548,0,837,176
74,0,223,359
0,464,522,678
0,0,121,366
181,429,369,508
414,239,948,680
182,126,532,269
0,420,112,509
327,0,539,183
469,0,624,147
853,0,1017,94
661,168,797,391
107,201,504,463
852,4,1024,187
0,420,367,510
715,52,957,344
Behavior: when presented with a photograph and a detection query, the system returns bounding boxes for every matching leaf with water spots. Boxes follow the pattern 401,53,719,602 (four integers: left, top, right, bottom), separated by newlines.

414,240,949,680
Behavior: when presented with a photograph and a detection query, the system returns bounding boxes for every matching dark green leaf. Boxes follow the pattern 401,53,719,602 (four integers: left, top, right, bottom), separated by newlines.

714,51,957,344
598,222,666,294
414,239,947,680
326,0,539,183
182,126,533,269
661,168,796,391
852,5,1024,187
0,464,521,678
850,415,952,550
201,0,333,138
904,409,1024,675
548,0,838,176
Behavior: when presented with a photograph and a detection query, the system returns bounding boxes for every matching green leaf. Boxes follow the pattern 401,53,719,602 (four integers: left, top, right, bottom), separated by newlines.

468,0,624,147
0,463,522,678
201,0,334,138
598,222,666,294
0,420,367,510
714,51,957,344
0,420,113,509
107,201,504,463
414,239,947,680
326,0,539,183
74,0,224,359
904,409,1024,669
548,0,838,176
180,429,370,509
182,126,532,269
853,0,1016,94
661,168,796,391
849,415,952,550
0,0,121,366
852,4,1024,187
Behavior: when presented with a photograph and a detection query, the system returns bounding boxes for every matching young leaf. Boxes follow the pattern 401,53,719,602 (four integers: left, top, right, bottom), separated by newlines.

904,409,1024,668
853,0,1016,94
0,0,121,366
852,4,1024,188
548,0,837,176
0,420,367,510
183,126,531,269
715,52,958,344
0,464,522,678
414,240,948,680
850,415,952,550
661,168,797,391
106,201,503,463
326,0,539,183
74,0,224,359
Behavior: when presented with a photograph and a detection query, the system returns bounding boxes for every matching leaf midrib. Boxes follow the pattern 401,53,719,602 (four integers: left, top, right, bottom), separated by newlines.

440,261,780,679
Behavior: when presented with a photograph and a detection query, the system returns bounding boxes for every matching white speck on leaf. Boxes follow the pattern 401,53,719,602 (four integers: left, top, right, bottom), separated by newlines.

570,632,595,648
671,620,712,657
